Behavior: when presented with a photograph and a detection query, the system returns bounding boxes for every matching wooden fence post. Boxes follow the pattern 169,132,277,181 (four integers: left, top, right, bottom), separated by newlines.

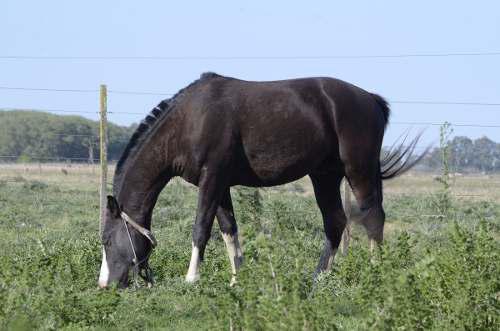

340,179,352,254
99,84,108,236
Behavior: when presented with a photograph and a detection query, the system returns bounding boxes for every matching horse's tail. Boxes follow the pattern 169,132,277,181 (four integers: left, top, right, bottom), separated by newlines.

372,93,390,129
380,131,430,180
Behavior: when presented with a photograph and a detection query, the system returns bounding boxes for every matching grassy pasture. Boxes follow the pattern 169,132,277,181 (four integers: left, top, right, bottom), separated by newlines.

0,164,499,330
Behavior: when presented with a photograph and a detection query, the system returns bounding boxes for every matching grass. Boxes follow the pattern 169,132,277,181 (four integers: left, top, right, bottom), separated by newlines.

0,165,499,330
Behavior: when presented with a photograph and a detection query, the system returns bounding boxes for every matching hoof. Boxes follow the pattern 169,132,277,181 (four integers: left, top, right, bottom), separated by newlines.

229,276,237,287
185,273,200,283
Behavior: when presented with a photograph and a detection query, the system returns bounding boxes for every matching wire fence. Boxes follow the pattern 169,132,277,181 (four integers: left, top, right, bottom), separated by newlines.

1,51,500,60
2,51,500,205
3,85,500,106
1,83,500,164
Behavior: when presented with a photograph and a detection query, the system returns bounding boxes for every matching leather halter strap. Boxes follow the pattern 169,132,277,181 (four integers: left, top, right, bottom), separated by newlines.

120,212,157,247
120,211,157,288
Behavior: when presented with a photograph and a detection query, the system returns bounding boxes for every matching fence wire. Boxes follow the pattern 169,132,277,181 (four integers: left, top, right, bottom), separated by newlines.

1,51,500,60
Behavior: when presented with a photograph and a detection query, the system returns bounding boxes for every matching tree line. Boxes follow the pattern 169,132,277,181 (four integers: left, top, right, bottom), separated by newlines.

0,110,134,163
1,110,500,172
418,135,500,173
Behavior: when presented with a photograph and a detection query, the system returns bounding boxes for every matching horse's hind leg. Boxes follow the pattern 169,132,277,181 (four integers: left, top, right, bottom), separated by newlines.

310,172,346,276
216,189,243,286
344,166,385,250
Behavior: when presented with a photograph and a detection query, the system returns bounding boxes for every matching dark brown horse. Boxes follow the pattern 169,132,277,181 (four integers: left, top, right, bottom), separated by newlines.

98,73,422,288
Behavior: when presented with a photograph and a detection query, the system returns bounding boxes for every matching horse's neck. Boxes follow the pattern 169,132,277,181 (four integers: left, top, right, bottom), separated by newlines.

115,160,171,227
114,114,180,226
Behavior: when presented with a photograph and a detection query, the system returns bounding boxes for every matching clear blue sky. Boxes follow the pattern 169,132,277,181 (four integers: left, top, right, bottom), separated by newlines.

2,1,500,148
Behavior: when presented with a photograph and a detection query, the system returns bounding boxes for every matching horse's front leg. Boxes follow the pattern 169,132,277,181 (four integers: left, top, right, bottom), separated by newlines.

185,169,227,283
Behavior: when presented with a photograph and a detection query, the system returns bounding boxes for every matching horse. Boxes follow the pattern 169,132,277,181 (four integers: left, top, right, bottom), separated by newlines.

98,72,423,288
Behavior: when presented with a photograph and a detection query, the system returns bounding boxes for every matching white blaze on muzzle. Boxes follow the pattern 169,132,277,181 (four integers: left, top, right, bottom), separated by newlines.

98,247,110,288
97,212,157,289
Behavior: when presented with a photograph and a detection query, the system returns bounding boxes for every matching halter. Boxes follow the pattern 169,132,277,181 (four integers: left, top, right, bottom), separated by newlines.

120,211,157,288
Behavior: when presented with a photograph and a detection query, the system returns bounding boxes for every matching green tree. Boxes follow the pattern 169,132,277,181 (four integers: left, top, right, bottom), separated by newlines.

0,110,134,162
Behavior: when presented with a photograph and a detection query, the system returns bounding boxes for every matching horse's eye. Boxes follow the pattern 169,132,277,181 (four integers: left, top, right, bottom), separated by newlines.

102,237,111,247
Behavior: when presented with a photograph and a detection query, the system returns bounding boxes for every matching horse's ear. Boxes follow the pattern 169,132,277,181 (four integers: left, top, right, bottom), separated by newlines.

107,195,121,218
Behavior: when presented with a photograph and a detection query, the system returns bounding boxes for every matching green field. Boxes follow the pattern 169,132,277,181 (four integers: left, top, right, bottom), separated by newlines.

0,164,499,330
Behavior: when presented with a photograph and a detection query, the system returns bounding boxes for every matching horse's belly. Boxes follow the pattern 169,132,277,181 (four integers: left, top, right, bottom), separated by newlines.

232,101,336,186
232,141,328,186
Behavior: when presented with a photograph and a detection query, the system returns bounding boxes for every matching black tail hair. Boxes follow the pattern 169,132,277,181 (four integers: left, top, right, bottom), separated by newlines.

380,131,431,180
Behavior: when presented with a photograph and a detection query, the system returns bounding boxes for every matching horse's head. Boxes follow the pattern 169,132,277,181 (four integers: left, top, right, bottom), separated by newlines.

98,195,156,288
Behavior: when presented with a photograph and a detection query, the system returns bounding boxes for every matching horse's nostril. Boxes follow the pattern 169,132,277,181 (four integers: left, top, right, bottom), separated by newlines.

98,280,108,289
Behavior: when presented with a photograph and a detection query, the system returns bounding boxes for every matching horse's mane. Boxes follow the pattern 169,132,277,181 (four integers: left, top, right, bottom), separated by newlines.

113,72,221,193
